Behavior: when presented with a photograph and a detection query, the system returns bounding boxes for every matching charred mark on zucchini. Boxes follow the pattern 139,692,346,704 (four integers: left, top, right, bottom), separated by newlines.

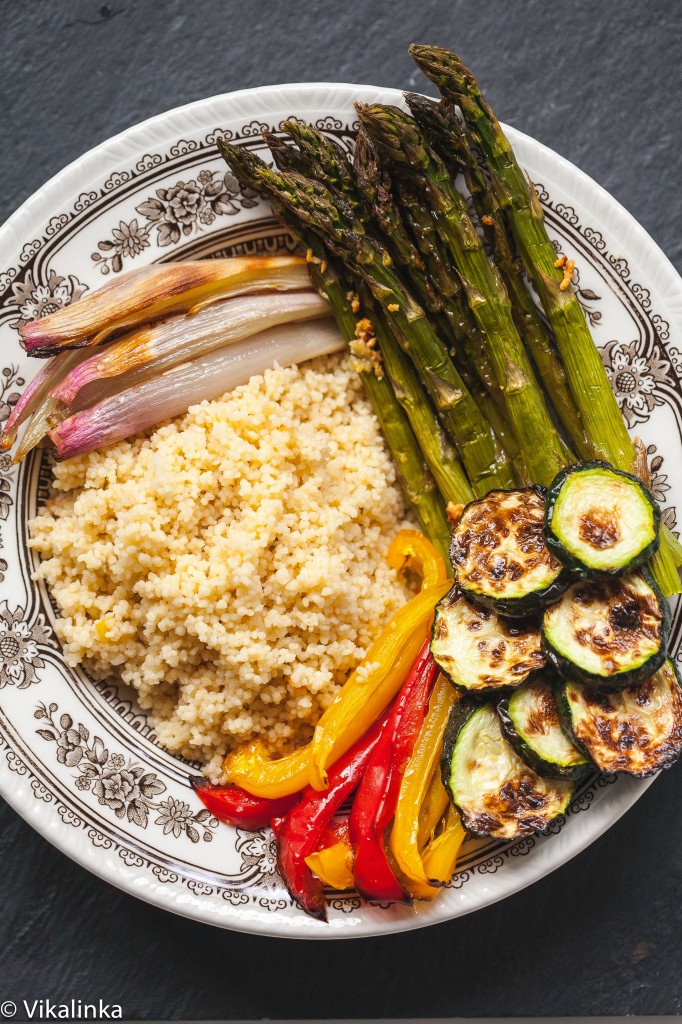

498,673,590,780
430,586,546,693
579,511,620,550
440,701,574,840
542,571,669,688
545,461,660,576
556,660,682,777
450,487,569,617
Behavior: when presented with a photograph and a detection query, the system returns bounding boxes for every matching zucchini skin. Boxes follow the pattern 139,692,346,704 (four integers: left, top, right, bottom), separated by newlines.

545,461,661,577
450,486,571,618
440,697,480,797
440,699,506,840
497,691,591,781
555,663,682,778
554,682,592,761
458,576,570,621
440,700,574,840
542,569,670,690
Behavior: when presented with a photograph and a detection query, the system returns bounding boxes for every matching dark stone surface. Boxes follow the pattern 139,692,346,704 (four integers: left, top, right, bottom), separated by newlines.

1,0,681,1019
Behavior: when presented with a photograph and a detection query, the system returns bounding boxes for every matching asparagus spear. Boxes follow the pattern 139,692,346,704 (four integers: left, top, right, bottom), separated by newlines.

266,130,478,505
279,120,362,217
405,91,587,457
408,46,632,467
350,334,452,561
276,124,445,322
357,310,473,508
356,102,566,486
219,140,452,555
352,133,525,475
229,155,514,494
409,44,682,594
353,130,440,313
271,121,518,474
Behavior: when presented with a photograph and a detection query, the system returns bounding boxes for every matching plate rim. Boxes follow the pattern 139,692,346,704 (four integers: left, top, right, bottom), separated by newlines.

0,80,679,939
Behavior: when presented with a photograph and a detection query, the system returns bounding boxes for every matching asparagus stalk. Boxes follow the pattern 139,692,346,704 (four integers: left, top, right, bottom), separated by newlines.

409,46,632,468
405,92,587,458
351,132,525,476
409,44,682,594
268,129,476,507
357,102,566,486
223,150,514,494
219,141,452,555
358,310,473,508
279,120,362,217
352,130,439,313
270,122,522,479
390,175,504,405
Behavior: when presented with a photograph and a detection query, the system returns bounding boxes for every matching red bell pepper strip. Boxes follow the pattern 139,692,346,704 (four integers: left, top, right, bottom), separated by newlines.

273,710,390,922
190,777,299,831
349,638,439,904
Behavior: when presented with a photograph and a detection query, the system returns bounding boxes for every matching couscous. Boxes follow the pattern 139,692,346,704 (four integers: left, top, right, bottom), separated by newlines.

29,355,410,777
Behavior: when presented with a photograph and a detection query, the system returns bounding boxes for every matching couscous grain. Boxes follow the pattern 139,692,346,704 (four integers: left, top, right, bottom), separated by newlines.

29,354,411,777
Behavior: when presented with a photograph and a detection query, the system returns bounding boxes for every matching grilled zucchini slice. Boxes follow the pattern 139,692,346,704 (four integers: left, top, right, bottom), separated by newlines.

430,586,546,694
441,701,574,840
498,673,590,780
542,570,669,688
556,660,682,777
545,461,660,575
450,487,569,617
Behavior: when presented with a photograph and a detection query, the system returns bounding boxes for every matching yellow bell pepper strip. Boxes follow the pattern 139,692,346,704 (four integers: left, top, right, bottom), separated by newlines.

307,581,450,790
222,739,311,802
222,579,450,799
305,838,354,891
304,818,354,892
387,529,450,589
417,766,450,851
389,673,458,898
421,804,466,887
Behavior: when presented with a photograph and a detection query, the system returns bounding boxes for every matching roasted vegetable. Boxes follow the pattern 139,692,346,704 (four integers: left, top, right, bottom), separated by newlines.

307,580,449,790
48,320,344,461
409,43,682,599
189,778,299,831
542,571,669,688
304,820,355,892
387,529,451,590
51,289,329,407
555,660,682,777
272,709,389,921
498,674,590,780
449,488,569,617
430,587,546,694
440,700,574,840
355,102,568,488
20,257,312,355
349,638,438,904
389,674,462,898
545,461,661,576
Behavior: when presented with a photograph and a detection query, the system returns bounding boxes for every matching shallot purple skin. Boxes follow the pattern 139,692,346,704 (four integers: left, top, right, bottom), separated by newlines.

7,258,330,464
49,319,344,460
50,289,329,406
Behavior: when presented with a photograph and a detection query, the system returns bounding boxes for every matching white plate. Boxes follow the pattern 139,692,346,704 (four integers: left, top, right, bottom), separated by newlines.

0,83,681,939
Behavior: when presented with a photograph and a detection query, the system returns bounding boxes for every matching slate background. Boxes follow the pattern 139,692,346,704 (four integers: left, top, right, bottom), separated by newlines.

1,0,681,1019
